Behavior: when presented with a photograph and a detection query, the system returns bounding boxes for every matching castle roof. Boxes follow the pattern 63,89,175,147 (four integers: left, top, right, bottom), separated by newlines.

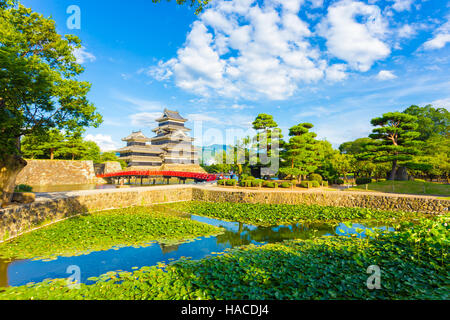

156,109,187,122
122,130,152,142
116,145,164,153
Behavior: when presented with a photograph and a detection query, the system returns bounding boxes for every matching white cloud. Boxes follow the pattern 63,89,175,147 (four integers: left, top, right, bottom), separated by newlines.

309,0,324,8
296,106,335,118
326,64,348,81
230,104,252,110
129,112,162,127
317,0,390,72
397,24,416,38
72,46,96,64
430,97,450,108
143,59,176,81
423,16,450,50
376,70,397,80
114,93,164,111
85,134,118,152
391,0,414,12
188,112,254,129
188,113,221,124
147,0,327,100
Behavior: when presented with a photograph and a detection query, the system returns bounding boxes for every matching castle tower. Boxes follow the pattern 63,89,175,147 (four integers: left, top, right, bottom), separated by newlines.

117,131,163,169
151,109,199,166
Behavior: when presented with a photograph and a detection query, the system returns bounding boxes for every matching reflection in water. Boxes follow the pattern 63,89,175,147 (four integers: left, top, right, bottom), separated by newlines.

0,214,394,288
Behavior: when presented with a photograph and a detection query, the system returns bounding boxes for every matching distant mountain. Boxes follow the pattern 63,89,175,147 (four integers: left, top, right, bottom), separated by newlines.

200,144,231,153
197,144,232,165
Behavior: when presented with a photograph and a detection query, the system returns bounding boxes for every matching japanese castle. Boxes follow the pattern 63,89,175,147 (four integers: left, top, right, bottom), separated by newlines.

117,109,203,172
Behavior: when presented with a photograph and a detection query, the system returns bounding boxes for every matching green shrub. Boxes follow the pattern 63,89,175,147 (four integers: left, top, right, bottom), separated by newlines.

280,182,292,188
226,179,237,186
15,184,33,192
251,179,263,187
239,180,253,187
217,180,225,185
263,181,277,188
322,181,328,187
308,174,323,183
415,178,426,182
356,177,372,185
299,181,310,188
335,178,344,185
300,181,320,188
311,181,320,188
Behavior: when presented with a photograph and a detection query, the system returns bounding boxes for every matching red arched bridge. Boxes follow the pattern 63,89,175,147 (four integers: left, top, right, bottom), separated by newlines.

97,170,220,184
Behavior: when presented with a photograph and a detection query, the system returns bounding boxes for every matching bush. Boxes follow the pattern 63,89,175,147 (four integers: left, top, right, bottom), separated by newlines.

299,181,310,188
217,180,225,185
356,177,372,185
15,184,33,192
280,182,292,188
226,179,237,186
300,181,320,188
251,179,263,187
322,181,328,187
311,181,320,188
308,174,323,184
239,180,254,187
263,181,277,188
415,178,426,182
334,178,344,185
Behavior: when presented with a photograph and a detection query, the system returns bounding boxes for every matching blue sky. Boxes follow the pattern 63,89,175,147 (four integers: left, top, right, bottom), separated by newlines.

21,0,450,150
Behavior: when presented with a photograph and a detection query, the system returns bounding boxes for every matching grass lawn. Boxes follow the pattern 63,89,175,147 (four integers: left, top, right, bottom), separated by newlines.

350,180,450,197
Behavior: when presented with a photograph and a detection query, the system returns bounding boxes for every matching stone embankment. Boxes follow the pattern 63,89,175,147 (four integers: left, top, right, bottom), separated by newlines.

1,185,448,242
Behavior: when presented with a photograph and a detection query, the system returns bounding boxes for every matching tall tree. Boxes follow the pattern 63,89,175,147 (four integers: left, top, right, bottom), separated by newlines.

339,138,373,154
82,140,101,162
0,1,102,205
360,112,421,181
280,123,319,182
403,104,449,141
57,129,88,160
252,114,283,176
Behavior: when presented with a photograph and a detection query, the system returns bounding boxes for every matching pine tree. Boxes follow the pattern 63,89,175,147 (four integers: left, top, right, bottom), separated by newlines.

252,114,283,176
361,112,421,180
280,123,319,182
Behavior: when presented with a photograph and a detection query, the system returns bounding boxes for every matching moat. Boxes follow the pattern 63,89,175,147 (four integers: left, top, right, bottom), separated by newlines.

0,212,393,288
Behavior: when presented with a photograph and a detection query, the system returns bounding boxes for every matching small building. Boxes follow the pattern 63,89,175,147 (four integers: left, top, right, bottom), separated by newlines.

117,131,163,169
117,109,203,172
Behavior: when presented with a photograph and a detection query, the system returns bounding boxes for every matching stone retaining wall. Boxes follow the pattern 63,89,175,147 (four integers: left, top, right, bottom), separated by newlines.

0,186,193,242
192,187,449,214
1,186,448,242
16,160,98,186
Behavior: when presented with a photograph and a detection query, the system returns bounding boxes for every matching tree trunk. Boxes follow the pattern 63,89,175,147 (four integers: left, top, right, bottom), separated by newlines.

388,160,398,181
0,155,27,207
50,148,54,160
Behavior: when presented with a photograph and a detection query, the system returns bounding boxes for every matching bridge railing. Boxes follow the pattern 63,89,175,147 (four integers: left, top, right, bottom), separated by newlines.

97,171,219,182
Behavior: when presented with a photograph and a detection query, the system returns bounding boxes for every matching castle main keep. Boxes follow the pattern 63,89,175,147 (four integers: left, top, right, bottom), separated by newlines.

117,109,204,173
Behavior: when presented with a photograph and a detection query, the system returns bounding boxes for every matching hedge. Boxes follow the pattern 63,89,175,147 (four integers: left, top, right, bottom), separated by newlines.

356,177,372,185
